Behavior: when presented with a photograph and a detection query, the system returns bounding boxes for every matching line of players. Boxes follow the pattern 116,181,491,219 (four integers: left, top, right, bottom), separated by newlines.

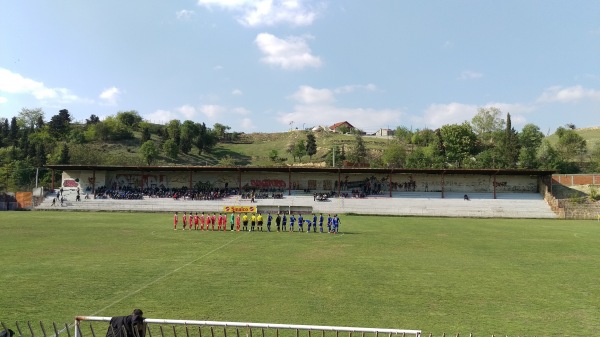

173,212,341,233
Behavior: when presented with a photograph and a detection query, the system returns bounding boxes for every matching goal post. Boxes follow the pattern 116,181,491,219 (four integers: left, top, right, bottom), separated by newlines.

74,316,421,337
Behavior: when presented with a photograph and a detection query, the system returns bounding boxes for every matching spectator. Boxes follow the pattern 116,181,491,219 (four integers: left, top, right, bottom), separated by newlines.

105,309,146,337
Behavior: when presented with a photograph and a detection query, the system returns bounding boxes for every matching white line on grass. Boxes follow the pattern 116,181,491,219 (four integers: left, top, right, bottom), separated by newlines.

92,234,244,316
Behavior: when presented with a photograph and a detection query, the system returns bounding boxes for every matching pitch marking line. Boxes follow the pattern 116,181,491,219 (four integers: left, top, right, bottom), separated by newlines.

92,234,244,316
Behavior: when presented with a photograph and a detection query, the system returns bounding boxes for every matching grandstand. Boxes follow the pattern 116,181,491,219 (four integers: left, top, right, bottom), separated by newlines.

36,188,555,218
36,165,556,218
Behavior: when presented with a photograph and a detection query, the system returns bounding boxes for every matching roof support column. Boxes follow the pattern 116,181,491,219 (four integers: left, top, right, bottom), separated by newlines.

389,173,392,198
338,169,341,197
288,169,291,196
51,169,55,191
493,174,497,199
92,170,96,195
441,173,445,199
189,170,193,190
238,170,242,195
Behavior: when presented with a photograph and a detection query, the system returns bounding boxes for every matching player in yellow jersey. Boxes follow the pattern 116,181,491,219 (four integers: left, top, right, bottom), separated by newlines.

242,213,249,231
250,213,257,231
257,213,263,232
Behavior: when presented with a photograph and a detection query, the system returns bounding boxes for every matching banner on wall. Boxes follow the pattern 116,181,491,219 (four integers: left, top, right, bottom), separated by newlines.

223,206,257,213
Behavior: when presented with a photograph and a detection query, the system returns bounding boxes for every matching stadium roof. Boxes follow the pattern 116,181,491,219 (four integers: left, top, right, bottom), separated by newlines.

45,165,555,176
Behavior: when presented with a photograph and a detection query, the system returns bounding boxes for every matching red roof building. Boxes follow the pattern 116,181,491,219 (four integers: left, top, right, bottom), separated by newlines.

329,121,355,132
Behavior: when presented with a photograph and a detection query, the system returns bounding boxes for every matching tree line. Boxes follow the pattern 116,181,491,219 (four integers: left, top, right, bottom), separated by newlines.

0,106,598,191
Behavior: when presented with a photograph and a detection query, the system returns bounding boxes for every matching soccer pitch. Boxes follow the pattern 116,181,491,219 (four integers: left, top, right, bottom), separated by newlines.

1,212,599,336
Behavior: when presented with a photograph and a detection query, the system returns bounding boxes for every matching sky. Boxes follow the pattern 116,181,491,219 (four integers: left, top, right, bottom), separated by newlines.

1,0,599,135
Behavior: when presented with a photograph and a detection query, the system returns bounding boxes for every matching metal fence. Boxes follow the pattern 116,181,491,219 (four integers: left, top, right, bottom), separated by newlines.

73,317,421,337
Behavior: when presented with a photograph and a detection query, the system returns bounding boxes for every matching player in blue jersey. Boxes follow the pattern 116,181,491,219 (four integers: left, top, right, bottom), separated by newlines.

312,214,318,233
332,214,340,234
297,214,304,232
266,213,273,232
289,214,296,232
282,213,287,232
318,213,324,233
327,214,332,233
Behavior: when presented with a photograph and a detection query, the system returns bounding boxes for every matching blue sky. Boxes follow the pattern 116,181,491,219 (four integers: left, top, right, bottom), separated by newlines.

1,0,599,134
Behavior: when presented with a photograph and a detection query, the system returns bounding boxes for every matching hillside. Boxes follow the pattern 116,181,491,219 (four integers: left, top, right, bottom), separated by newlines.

67,127,600,168
69,130,392,167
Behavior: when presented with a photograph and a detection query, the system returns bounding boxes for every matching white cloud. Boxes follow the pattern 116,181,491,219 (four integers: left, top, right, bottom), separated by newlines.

290,85,334,104
279,85,403,132
233,107,250,115
144,109,178,124
99,87,121,105
200,104,226,118
537,85,600,103
0,97,7,104
255,33,322,70
333,84,377,94
177,104,198,119
458,71,483,80
421,103,477,128
197,0,323,27
241,117,256,129
176,9,195,19
231,89,243,95
0,67,83,104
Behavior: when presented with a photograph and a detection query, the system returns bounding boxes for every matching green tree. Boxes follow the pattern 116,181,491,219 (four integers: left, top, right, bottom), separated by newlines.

48,109,71,139
18,107,44,129
116,110,143,130
293,139,306,162
325,145,346,167
140,125,151,144
194,122,217,154
518,123,544,169
495,113,520,168
86,114,101,125
382,143,406,168
305,133,317,159
167,120,181,146
180,120,198,154
9,116,19,145
58,142,70,164
555,126,587,164
213,123,231,140
538,140,567,172
590,141,600,172
411,128,435,146
346,134,368,164
140,140,159,165
439,122,477,167
395,126,413,143
269,149,282,163
163,139,179,159
471,107,505,146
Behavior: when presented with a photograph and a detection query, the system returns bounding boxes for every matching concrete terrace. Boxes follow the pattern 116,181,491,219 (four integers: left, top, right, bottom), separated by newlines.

37,189,557,219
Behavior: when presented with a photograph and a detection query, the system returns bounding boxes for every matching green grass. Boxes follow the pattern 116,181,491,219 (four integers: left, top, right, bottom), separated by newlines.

2,212,600,336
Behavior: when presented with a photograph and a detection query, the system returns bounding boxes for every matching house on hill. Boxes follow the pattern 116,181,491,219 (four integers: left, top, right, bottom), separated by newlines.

329,121,355,133
374,128,395,137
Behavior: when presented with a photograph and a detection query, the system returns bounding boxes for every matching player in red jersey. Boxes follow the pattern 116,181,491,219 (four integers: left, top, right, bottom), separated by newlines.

182,212,187,230
235,213,241,232
200,212,205,230
194,212,199,230
173,212,178,230
206,213,212,230
211,213,216,231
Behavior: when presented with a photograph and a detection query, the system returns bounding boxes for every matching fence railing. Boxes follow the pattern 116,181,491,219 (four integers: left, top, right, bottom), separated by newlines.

74,317,421,337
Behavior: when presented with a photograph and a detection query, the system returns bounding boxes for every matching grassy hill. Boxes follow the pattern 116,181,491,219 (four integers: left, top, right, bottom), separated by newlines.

545,126,600,148
68,126,600,167
69,130,392,167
